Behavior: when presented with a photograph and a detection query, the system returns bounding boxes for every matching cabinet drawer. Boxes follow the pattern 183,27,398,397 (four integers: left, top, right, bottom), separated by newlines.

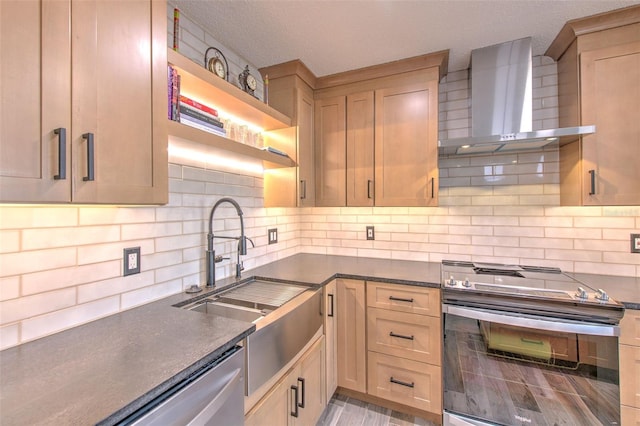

367,308,441,365
367,351,442,414
621,310,640,347
620,344,640,408
367,282,440,317
621,404,640,425
480,322,578,362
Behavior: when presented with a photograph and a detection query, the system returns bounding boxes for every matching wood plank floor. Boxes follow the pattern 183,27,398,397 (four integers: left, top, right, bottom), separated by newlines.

316,393,438,426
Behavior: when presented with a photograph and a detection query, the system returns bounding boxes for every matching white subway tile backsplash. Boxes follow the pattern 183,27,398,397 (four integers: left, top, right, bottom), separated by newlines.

0,276,20,301
22,261,120,296
0,247,77,277
21,297,120,342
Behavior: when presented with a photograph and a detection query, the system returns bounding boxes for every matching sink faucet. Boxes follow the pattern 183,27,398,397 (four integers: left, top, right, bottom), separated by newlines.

206,197,253,287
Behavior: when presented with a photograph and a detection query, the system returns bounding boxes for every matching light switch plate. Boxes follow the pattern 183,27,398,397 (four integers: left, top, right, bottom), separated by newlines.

631,233,640,254
124,247,141,276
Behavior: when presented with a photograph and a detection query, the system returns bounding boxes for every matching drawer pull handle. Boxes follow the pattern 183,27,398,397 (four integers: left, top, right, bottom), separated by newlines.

390,377,414,388
588,169,596,195
328,293,334,317
82,133,95,182
389,331,414,340
297,377,305,408
389,296,414,303
53,128,66,180
520,337,544,346
290,385,299,417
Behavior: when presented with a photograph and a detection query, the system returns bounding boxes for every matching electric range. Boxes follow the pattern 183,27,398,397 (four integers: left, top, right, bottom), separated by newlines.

441,259,624,324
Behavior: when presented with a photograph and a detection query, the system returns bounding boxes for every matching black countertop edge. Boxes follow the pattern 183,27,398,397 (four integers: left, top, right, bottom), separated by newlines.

622,301,640,310
97,328,253,426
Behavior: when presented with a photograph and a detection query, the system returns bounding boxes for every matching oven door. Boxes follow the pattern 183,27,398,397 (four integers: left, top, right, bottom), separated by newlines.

442,304,620,426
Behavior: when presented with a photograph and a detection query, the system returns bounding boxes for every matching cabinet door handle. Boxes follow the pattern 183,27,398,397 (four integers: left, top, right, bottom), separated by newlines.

367,179,373,199
82,133,95,182
389,331,414,340
390,377,414,388
430,177,435,199
588,169,596,195
290,385,299,417
328,293,334,317
389,296,414,303
297,377,305,408
53,128,66,180
300,180,306,200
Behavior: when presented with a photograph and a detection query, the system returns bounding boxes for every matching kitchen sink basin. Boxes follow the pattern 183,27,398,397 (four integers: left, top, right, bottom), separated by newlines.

180,279,310,323
187,299,273,323
177,278,323,396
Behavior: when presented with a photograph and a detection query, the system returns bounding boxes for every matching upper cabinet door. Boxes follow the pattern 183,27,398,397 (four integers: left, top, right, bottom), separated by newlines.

71,0,167,204
374,80,438,207
346,91,374,207
0,0,72,202
580,41,640,206
297,86,316,207
314,96,346,207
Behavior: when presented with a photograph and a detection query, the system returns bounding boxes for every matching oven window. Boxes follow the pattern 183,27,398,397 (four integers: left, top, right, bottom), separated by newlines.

443,313,620,425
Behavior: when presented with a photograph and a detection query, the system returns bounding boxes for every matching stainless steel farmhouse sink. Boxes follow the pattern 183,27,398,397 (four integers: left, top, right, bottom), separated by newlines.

178,278,323,395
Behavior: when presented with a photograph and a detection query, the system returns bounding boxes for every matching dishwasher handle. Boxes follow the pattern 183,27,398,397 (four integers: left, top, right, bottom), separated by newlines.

187,367,242,426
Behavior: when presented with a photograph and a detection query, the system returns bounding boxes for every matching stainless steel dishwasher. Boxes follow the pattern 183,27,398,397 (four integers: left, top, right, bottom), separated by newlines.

123,346,244,426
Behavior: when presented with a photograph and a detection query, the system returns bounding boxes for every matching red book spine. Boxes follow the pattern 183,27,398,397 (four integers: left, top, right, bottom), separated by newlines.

179,96,218,117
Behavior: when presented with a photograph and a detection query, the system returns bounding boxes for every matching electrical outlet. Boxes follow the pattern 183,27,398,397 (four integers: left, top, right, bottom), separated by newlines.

631,233,640,254
123,247,141,276
366,226,375,240
268,228,278,245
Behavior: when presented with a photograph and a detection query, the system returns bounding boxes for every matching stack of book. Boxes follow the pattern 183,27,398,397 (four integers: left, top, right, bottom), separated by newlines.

178,96,226,137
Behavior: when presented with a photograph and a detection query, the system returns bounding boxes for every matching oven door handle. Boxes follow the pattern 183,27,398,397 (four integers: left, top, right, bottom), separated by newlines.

442,304,619,337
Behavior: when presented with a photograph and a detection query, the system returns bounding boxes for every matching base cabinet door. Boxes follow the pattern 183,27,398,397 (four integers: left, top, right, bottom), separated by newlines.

620,344,640,409
324,280,338,402
336,279,367,393
245,336,325,426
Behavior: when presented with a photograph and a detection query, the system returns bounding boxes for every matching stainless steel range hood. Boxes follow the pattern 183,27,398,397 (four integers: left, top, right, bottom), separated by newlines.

439,37,594,156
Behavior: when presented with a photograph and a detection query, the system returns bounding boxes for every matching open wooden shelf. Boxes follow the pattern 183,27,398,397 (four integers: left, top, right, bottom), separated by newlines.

168,48,292,130
168,120,295,169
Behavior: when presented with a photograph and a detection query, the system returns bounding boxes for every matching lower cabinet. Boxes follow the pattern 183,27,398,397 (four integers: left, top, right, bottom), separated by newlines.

332,279,442,418
245,336,325,426
620,309,640,419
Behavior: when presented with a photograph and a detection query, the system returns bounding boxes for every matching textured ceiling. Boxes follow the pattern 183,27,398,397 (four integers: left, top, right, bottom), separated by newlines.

173,0,639,76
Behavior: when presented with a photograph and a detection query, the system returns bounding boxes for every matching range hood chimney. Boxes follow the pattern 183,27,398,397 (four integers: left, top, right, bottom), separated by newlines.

439,37,594,155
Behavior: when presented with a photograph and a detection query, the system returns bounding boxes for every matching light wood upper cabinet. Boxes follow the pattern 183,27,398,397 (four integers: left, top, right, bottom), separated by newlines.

579,42,640,205
0,0,168,204
374,80,438,207
0,0,71,202
346,91,375,207
259,62,314,207
547,8,640,206
314,96,346,207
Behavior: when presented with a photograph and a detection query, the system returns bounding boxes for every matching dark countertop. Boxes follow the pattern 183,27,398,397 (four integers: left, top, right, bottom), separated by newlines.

0,253,637,425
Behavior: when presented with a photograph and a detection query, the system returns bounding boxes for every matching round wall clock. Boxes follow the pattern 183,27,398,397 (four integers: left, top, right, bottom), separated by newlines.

204,47,228,81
